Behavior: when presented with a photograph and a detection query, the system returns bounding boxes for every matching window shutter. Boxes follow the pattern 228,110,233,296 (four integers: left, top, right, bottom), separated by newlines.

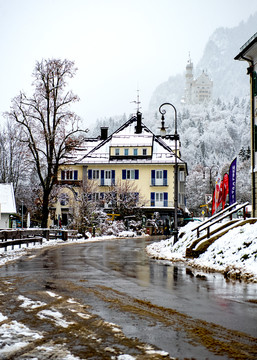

88,169,92,179
164,192,168,207
111,170,115,185
101,170,105,186
122,169,126,180
151,192,155,206
74,170,78,180
151,170,155,186
135,169,139,179
163,170,167,185
61,170,65,180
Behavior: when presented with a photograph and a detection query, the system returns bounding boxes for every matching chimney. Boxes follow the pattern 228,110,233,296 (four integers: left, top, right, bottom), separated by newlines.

135,111,142,134
100,127,108,140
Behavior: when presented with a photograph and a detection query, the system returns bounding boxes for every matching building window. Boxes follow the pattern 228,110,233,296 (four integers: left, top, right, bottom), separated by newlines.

133,148,138,156
124,148,129,156
156,192,163,206
179,171,185,182
156,170,163,184
100,170,115,186
122,169,139,180
151,170,167,186
93,170,100,179
92,193,100,202
150,192,168,207
61,170,78,180
88,169,100,179
142,148,147,156
115,148,120,156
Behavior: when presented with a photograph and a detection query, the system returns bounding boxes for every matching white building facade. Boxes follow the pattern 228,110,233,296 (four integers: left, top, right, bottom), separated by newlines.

0,183,16,228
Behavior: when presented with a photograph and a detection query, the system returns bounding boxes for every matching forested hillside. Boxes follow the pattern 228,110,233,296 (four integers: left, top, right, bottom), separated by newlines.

89,15,257,214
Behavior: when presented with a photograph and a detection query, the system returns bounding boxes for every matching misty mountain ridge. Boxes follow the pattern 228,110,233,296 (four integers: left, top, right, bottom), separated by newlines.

149,12,257,110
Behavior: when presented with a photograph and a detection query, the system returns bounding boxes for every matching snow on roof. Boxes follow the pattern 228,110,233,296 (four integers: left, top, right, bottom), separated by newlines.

0,183,16,214
66,115,186,167
110,133,153,147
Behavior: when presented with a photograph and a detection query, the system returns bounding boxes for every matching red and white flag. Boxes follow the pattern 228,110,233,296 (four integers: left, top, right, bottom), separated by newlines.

211,173,222,215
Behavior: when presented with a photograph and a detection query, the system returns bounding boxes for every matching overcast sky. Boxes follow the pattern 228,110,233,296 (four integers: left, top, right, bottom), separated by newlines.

0,0,256,129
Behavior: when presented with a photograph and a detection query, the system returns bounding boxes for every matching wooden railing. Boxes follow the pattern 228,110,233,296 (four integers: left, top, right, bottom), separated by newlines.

0,228,78,251
191,202,249,239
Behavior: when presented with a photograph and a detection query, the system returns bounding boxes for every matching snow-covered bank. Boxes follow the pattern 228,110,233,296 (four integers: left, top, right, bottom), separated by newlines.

146,221,257,283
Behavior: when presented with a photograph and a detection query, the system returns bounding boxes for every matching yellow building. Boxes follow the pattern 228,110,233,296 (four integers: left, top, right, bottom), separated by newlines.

54,112,187,230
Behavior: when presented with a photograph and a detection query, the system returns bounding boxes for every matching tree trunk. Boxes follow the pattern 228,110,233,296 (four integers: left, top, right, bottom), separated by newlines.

41,191,50,228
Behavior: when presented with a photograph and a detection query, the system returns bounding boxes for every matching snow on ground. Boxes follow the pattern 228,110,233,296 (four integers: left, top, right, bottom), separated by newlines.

146,221,257,282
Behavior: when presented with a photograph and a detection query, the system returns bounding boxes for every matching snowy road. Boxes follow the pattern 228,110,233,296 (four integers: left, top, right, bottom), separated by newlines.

0,237,257,359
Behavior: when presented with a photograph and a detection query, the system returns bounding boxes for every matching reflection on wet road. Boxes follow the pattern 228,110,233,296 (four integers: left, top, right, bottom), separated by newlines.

0,237,257,359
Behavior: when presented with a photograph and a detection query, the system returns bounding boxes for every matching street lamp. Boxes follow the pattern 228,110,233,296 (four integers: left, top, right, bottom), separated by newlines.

159,102,179,244
203,165,219,194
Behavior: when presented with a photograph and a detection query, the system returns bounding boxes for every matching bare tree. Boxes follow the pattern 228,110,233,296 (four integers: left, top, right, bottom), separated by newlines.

6,59,87,227
0,120,29,193
105,179,146,219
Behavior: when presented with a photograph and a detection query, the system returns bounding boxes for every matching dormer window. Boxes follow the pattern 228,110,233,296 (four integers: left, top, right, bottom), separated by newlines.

142,148,147,156
124,148,129,156
115,148,120,156
133,148,138,156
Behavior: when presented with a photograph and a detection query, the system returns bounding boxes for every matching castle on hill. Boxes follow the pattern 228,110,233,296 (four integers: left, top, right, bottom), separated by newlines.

182,56,213,104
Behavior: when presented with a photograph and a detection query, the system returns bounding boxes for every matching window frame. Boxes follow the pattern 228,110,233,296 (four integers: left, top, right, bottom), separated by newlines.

61,169,78,181
122,169,139,180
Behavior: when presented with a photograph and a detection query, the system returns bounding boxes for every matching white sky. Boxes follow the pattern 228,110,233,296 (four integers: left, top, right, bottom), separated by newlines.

0,0,256,129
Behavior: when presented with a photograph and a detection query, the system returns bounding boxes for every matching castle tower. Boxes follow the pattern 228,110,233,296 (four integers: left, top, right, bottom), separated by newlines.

185,55,194,103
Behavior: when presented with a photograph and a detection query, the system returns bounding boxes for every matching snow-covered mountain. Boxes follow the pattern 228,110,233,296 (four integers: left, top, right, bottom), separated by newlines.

146,15,257,214
196,13,257,100
149,12,257,110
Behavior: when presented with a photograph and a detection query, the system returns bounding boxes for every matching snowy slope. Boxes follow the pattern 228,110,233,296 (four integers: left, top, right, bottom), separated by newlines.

146,221,257,282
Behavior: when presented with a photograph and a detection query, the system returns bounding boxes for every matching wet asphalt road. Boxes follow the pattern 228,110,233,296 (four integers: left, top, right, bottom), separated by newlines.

0,237,257,359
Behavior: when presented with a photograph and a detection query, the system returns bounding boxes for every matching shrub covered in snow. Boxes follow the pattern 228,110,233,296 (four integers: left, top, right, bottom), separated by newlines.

100,220,126,236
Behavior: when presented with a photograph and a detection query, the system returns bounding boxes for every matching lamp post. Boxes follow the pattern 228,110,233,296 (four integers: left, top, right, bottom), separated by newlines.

203,165,219,194
159,102,179,244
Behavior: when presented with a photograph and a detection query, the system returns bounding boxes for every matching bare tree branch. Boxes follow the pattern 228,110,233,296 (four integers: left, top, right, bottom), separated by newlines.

6,58,88,227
